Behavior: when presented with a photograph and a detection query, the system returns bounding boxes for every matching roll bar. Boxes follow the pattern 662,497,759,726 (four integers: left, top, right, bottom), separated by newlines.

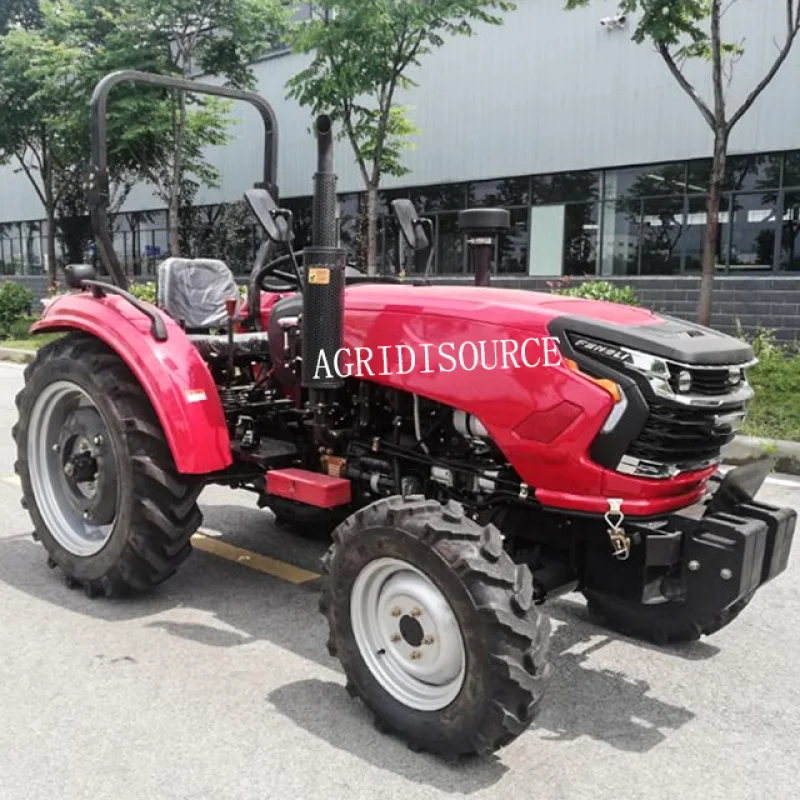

86,70,280,289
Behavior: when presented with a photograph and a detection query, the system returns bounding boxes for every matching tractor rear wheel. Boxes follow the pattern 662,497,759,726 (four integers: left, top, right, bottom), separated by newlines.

320,494,551,760
13,333,203,597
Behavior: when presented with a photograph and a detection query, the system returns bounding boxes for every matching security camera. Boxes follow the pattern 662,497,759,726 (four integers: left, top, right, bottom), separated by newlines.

600,13,627,30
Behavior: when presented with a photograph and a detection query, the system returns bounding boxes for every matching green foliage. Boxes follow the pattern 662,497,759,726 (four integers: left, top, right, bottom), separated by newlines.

128,281,157,304
737,328,800,442
0,281,34,336
287,0,515,185
550,279,640,306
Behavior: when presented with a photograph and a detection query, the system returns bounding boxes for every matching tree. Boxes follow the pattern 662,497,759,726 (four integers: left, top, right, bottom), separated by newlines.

287,0,515,273
118,0,289,255
0,0,42,34
566,0,800,326
0,15,85,282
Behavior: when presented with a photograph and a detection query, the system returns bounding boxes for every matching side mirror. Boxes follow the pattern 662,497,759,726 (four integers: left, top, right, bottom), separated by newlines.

392,199,434,275
245,188,291,244
64,263,96,290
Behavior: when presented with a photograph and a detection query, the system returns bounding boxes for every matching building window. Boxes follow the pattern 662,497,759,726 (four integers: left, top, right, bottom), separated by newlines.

606,163,687,199
563,202,600,276
725,192,779,272
725,153,783,192
531,171,601,205
683,195,730,273
780,190,800,271
469,178,529,208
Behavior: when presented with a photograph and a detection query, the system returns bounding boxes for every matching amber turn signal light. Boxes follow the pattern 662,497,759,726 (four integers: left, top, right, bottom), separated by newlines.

564,359,622,403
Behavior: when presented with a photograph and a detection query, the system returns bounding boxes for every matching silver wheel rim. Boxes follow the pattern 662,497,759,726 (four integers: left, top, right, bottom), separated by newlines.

27,381,116,557
350,557,466,711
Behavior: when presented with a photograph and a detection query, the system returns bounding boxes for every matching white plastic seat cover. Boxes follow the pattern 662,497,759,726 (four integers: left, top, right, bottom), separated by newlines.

157,257,242,329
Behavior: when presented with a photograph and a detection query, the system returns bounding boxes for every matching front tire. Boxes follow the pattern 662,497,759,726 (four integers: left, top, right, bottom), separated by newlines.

13,333,203,597
320,495,551,759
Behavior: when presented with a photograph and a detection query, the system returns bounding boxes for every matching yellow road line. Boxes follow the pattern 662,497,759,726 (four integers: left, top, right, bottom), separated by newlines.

191,532,320,585
1,475,319,585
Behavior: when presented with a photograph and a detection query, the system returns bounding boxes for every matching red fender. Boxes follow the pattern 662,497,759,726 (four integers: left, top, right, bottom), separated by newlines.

33,293,232,475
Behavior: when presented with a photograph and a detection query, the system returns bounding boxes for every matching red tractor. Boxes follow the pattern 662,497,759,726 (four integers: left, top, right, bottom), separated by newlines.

13,71,796,760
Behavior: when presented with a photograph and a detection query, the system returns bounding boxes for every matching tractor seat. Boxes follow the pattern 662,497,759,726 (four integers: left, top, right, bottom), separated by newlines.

157,257,243,330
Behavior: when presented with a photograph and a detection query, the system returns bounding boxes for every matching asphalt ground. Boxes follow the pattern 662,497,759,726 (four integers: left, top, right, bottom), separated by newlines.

0,360,798,800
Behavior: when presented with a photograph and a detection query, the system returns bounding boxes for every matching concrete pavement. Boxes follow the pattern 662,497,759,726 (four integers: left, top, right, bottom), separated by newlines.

0,361,798,800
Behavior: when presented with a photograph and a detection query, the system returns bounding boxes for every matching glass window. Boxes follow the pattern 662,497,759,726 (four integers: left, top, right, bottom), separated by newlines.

531,171,601,205
282,196,313,250
378,187,410,215
606,163,686,199
780,190,800,271
337,193,361,218
640,196,686,275
725,153,782,192
684,195,730,273
600,198,641,275
686,160,712,194
725,192,778,272
563,202,600,276
468,178,529,208
409,184,466,213
497,207,529,274
436,213,465,274
783,152,800,189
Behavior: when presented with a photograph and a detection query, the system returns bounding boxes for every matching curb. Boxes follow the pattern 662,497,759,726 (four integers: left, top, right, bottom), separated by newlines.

0,347,35,364
1,346,798,475
722,435,800,476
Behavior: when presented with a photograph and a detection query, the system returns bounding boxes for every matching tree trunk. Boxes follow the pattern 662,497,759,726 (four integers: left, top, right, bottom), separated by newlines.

43,153,57,286
169,93,187,257
698,130,728,327
366,184,379,275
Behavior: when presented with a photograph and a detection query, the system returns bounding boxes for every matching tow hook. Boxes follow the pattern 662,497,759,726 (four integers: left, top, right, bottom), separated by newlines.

605,498,631,561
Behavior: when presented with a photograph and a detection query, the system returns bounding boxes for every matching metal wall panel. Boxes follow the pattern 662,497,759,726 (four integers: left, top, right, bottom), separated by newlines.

2,0,798,223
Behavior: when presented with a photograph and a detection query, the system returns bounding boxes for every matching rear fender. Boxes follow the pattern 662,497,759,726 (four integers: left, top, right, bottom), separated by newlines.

33,293,232,474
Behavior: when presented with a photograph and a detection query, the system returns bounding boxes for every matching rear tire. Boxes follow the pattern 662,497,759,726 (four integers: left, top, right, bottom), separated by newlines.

13,333,203,597
320,494,552,759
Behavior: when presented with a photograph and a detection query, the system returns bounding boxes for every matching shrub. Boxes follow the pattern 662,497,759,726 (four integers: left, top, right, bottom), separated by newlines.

550,278,640,306
0,281,34,336
6,315,37,339
738,327,800,442
128,281,157,304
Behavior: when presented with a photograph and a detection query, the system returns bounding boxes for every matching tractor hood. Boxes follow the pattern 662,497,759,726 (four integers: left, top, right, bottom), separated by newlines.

344,283,754,366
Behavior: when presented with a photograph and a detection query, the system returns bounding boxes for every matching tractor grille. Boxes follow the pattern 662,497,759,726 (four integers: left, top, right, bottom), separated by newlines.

667,363,745,397
627,400,744,465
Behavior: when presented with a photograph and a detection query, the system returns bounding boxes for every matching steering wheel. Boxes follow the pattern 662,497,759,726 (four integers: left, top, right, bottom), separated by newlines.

255,250,303,293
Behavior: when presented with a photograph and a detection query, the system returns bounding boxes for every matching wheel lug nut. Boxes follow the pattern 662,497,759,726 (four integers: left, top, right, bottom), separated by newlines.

390,633,401,643
423,635,434,645
409,651,421,660
51,444,59,452
410,607,422,617
391,607,402,617
63,463,74,477
93,435,104,446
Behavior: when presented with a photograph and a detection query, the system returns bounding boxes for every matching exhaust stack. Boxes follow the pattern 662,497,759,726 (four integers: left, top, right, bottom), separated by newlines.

302,114,347,393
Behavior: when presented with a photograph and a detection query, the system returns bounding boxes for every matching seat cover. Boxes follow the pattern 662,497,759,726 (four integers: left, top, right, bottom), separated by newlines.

157,257,241,329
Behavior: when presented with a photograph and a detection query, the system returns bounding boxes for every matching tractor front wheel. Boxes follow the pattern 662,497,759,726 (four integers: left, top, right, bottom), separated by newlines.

13,333,203,597
320,495,551,759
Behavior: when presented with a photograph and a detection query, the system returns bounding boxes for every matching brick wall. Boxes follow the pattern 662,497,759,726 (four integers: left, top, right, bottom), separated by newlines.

428,275,800,343
5,273,799,343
